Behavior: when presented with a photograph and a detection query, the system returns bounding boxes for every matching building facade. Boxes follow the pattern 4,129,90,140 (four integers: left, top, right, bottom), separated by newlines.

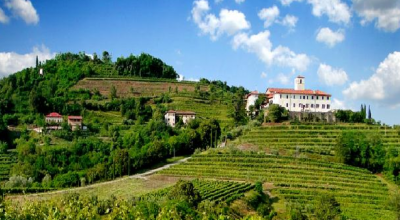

68,116,83,131
165,110,196,127
245,91,259,111
45,112,63,124
266,76,332,113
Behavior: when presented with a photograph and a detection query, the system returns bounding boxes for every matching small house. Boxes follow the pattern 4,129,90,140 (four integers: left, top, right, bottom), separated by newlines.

45,112,63,125
165,110,196,127
68,116,83,131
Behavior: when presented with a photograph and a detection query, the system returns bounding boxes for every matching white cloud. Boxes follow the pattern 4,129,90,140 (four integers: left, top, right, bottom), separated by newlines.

0,45,55,78
343,51,400,106
0,8,9,24
260,72,267,78
280,0,303,6
316,27,345,47
331,98,347,110
5,0,39,25
317,63,348,86
233,30,311,72
279,14,298,30
258,6,280,28
353,0,400,32
191,1,250,40
235,0,245,4
307,0,351,25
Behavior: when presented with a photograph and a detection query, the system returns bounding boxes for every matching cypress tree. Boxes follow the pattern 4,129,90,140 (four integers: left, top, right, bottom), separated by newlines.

368,105,372,120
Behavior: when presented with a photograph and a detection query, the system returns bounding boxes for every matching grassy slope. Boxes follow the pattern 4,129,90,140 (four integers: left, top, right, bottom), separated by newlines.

72,77,234,129
159,152,396,220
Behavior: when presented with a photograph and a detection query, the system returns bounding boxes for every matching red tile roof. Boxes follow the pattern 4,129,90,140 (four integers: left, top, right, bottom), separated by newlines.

68,116,83,120
266,88,331,97
46,112,62,118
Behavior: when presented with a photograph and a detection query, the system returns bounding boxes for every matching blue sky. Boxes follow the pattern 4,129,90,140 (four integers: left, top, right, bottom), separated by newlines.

0,0,400,124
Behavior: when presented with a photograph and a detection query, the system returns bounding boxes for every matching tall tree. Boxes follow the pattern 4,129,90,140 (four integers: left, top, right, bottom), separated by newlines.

35,56,39,68
368,105,372,120
102,51,112,64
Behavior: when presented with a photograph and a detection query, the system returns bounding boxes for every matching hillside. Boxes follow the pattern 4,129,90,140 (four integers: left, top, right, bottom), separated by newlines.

159,151,396,220
235,124,400,160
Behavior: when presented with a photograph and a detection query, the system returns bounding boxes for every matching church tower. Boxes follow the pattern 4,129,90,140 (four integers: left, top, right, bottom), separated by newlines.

294,75,305,90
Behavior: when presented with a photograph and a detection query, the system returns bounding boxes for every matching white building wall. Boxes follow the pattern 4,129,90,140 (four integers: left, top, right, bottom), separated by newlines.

246,94,259,111
272,93,332,113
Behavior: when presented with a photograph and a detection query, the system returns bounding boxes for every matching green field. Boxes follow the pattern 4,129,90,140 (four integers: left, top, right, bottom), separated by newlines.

159,152,396,220
237,124,400,156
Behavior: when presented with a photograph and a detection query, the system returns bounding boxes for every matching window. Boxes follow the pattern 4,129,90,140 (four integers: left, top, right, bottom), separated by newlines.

300,79,302,84
311,104,314,108
312,96,314,100
286,95,289,99
307,96,309,99
299,103,303,108
286,103,289,108
303,96,305,99
322,96,324,100
306,104,309,108
317,96,319,100
327,97,330,100
327,104,330,109
322,104,326,109
299,96,302,99
316,104,320,108
293,103,296,107
280,94,282,98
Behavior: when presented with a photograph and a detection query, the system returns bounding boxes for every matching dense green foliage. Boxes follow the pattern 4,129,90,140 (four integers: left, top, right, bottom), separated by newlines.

265,104,287,123
336,131,385,173
0,179,271,220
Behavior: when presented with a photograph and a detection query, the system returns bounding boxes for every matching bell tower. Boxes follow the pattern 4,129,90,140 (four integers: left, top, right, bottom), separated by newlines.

294,75,305,90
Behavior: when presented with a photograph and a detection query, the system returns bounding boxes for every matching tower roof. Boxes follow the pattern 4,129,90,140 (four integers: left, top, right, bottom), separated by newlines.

296,75,305,79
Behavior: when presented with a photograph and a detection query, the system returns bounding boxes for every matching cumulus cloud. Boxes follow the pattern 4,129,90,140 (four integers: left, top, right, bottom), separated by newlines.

0,45,55,78
5,0,39,25
317,63,348,86
232,30,311,72
353,0,400,32
331,98,348,110
343,51,400,106
307,0,351,25
260,72,267,78
279,0,303,6
258,6,280,28
0,8,9,24
191,0,250,40
316,27,345,47
278,14,298,30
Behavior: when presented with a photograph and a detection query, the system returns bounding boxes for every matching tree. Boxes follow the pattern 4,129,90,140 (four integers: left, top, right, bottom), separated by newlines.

102,51,112,64
266,104,286,123
35,56,39,68
110,85,117,100
168,180,201,206
314,194,341,220
368,105,372,120
0,141,8,154
230,92,248,126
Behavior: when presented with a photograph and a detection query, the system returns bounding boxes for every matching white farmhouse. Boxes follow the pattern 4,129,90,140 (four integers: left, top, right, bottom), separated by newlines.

245,91,260,111
266,76,332,113
165,110,196,127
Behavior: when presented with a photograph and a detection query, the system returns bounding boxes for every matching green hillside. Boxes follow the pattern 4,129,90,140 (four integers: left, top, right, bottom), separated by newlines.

0,153,17,182
236,124,400,158
159,151,396,220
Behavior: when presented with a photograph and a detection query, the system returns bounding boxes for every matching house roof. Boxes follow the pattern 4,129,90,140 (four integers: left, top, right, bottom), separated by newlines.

245,90,266,99
68,116,83,120
166,110,196,115
266,88,331,97
46,112,62,118
296,75,305,79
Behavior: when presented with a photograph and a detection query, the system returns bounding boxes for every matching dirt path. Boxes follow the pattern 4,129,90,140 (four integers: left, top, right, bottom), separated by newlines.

7,156,190,199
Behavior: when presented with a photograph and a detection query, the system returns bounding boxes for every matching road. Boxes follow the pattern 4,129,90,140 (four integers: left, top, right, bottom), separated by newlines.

6,156,191,199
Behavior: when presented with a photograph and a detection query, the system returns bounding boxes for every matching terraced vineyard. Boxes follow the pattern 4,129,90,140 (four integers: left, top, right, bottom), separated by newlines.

159,153,396,220
166,96,233,129
0,153,17,182
72,78,209,97
142,179,254,204
238,124,400,155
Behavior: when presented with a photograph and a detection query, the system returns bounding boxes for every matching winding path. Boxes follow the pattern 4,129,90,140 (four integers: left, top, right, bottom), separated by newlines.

7,156,191,199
